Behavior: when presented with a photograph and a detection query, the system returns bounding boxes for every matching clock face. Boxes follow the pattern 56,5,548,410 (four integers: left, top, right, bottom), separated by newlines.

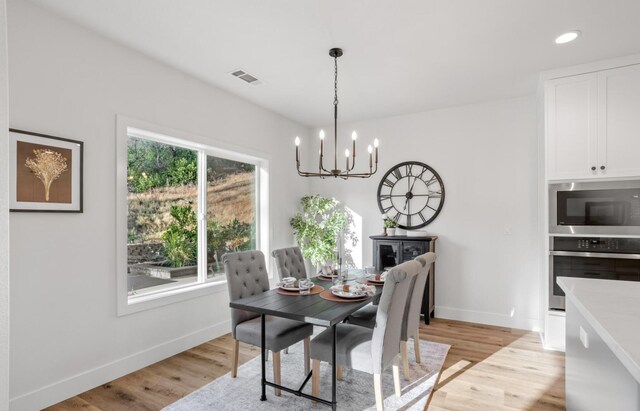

376,161,445,229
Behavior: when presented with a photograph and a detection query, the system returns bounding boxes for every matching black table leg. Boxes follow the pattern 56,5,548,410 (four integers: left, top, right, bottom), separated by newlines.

261,314,266,401
331,324,337,411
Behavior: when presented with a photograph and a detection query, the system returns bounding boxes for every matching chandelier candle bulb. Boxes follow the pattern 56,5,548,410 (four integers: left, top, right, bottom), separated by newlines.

351,131,357,158
295,136,300,162
368,145,373,168
319,129,325,156
374,138,379,163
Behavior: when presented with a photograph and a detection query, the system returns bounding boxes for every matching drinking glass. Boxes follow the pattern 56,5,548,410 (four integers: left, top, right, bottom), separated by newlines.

299,279,312,295
332,273,344,288
365,266,375,276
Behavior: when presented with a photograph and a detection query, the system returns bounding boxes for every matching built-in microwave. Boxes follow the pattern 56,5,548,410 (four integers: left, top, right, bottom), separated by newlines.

549,180,640,236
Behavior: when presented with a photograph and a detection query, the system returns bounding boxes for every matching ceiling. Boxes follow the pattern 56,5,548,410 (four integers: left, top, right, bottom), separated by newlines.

26,0,640,126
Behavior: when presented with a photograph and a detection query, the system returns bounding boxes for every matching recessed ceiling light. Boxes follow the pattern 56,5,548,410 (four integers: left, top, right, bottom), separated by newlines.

555,31,581,44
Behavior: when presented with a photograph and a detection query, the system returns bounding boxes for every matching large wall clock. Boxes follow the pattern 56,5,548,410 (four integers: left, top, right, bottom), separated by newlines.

376,161,445,229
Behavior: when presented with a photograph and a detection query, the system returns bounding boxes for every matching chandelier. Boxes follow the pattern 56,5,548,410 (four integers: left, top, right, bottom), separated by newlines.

295,48,379,179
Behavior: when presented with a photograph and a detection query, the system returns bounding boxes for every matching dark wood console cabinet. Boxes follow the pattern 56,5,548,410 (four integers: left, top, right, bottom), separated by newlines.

370,235,438,324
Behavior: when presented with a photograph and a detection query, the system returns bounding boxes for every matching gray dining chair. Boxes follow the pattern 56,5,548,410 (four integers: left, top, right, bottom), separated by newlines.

345,252,436,380
271,246,308,281
310,259,422,411
401,252,436,379
223,250,314,396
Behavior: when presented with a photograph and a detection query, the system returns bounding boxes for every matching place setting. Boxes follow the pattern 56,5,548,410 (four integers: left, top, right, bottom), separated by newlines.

315,264,358,282
356,266,387,286
319,281,377,303
275,277,324,296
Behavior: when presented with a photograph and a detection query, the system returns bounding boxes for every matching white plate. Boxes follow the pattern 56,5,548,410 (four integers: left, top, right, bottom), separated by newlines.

331,289,366,299
279,284,300,291
366,274,385,283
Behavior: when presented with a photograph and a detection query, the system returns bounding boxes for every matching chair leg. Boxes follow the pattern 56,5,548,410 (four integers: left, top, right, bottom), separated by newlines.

273,351,282,396
312,359,321,403
400,340,411,381
231,339,239,378
374,373,384,411
414,328,422,364
392,356,402,397
304,336,311,375
337,365,343,381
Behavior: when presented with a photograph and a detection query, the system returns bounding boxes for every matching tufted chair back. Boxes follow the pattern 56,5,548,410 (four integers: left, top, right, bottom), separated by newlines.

223,250,271,338
404,252,436,340
371,259,422,374
271,246,308,281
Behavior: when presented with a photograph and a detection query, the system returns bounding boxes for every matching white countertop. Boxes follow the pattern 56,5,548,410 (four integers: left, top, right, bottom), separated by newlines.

558,277,640,384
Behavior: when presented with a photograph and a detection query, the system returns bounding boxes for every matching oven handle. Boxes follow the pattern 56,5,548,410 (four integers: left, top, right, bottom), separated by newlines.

550,251,640,259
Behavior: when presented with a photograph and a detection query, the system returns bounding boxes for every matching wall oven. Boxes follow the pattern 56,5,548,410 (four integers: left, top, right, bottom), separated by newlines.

549,180,640,236
549,236,640,310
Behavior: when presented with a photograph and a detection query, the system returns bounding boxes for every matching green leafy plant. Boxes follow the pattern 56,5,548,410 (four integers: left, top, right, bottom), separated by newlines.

383,217,398,228
162,205,198,267
290,195,356,266
207,217,253,272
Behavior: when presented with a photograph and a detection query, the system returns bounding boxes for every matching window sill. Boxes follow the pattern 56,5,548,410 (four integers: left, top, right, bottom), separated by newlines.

117,279,227,316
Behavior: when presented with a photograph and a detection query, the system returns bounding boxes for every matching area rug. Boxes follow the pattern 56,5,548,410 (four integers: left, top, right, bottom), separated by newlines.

163,337,450,411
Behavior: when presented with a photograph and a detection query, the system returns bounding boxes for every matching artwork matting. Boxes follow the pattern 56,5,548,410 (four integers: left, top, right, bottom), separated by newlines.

9,128,83,213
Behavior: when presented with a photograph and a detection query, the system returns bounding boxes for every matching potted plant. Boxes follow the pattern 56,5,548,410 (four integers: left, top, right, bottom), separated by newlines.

384,216,398,236
290,195,355,273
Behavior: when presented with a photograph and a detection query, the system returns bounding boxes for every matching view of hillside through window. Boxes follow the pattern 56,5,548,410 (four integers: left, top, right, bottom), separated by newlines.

126,136,257,297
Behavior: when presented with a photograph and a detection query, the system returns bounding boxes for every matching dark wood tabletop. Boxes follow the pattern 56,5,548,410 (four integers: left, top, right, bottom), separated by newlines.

229,276,383,327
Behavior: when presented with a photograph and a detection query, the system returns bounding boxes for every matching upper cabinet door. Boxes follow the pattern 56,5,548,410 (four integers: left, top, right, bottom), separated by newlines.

597,64,640,178
546,73,598,181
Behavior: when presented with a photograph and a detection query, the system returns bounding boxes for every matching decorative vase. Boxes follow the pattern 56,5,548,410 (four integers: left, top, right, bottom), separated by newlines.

383,227,388,236
387,228,396,236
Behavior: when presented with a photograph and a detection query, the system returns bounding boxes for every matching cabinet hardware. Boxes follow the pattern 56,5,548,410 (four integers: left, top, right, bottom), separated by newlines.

600,165,606,170
591,166,596,171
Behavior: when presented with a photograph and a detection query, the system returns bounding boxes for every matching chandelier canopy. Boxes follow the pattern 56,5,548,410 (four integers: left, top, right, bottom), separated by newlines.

295,48,379,179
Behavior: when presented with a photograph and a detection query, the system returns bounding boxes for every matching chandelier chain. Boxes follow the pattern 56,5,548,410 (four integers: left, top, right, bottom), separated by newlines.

334,56,339,106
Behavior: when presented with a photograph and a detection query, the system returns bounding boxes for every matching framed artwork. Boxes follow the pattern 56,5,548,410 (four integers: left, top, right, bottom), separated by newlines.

9,128,83,212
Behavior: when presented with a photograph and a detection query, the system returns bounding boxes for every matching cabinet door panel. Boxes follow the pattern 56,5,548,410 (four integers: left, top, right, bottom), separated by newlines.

546,74,598,180
598,64,640,178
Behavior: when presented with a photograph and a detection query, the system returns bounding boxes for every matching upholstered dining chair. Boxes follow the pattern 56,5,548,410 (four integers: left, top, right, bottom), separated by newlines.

346,252,436,380
271,246,308,281
310,259,422,411
400,252,436,379
223,250,314,396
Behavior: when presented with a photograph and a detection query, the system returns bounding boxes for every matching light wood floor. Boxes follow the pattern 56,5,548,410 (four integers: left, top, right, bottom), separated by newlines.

46,319,564,411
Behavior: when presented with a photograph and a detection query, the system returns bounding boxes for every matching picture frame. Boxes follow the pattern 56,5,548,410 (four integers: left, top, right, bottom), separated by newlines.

9,128,84,213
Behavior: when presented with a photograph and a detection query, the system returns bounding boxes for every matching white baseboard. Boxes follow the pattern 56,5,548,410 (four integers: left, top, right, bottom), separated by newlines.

9,320,230,411
436,306,542,332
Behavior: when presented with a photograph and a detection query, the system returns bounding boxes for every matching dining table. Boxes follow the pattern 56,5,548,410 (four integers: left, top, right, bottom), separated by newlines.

228,269,384,410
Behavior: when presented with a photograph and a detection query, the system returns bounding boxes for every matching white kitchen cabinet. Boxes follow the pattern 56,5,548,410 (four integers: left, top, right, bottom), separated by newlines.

546,64,640,181
597,64,640,178
545,73,598,180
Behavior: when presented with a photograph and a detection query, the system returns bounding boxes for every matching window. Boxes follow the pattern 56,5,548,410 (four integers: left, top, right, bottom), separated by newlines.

117,117,267,314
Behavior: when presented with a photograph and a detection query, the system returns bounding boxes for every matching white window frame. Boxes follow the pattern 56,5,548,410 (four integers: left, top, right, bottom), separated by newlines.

116,116,269,316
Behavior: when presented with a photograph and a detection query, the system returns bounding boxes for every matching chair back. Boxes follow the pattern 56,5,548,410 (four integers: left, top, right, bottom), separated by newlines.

403,252,437,340
223,250,271,337
371,259,422,374
271,246,307,280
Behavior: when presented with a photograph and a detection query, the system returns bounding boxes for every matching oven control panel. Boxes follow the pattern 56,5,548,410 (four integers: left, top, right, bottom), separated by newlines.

553,237,640,253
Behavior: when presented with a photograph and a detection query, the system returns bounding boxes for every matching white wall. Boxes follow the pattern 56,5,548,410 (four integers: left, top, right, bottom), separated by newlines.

7,1,308,409
309,95,541,331
0,1,10,409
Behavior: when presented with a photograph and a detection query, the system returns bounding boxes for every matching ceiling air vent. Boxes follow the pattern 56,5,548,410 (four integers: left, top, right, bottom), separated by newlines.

230,69,262,86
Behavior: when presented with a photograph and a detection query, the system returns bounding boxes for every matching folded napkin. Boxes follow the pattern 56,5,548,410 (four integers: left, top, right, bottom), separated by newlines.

277,277,298,288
